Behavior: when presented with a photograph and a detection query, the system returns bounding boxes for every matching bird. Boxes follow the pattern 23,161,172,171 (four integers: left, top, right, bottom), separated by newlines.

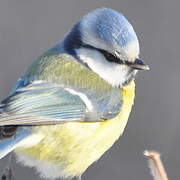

0,8,149,180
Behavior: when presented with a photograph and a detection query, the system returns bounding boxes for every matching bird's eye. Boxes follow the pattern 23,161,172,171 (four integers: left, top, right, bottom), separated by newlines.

98,49,125,64
82,44,126,64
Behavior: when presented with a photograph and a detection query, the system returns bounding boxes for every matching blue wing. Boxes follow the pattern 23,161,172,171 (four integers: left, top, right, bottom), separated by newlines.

0,81,91,125
0,77,122,125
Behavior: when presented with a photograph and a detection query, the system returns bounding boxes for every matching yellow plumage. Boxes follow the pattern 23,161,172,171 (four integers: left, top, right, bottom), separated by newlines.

15,81,135,178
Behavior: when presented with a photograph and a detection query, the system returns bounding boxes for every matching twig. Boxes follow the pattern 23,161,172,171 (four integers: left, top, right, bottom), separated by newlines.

144,150,169,180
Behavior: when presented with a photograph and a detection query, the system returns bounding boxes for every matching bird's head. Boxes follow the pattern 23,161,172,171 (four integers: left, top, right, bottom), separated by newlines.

62,8,149,87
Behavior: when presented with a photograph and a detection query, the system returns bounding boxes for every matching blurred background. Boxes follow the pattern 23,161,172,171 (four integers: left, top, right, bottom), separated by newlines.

0,0,179,179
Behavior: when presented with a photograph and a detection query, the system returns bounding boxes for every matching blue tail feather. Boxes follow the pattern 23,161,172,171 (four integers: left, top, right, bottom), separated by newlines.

0,128,31,159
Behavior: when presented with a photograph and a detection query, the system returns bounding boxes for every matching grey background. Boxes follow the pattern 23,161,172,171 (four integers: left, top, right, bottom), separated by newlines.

0,0,179,180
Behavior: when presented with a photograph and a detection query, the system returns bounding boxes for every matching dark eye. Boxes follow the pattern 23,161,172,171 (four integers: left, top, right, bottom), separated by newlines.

82,44,126,64
98,49,124,64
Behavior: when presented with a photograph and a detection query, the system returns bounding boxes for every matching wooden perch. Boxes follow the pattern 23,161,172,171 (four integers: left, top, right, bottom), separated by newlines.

144,151,169,180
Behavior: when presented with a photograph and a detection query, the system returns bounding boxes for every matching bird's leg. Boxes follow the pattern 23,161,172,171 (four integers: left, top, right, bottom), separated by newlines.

1,153,15,180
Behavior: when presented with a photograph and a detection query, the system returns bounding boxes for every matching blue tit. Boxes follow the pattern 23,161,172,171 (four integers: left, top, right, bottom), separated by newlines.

0,8,149,179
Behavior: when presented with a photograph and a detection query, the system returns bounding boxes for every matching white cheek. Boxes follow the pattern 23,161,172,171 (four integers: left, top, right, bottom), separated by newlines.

76,48,130,87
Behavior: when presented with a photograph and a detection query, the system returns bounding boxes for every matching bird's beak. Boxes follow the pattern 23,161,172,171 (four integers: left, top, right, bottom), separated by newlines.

130,58,150,70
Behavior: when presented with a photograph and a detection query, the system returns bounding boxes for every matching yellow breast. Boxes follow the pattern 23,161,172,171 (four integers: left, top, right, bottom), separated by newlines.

15,81,135,178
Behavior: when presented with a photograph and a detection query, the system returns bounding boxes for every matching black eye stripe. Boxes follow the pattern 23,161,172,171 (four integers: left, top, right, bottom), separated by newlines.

82,44,132,65
97,49,124,64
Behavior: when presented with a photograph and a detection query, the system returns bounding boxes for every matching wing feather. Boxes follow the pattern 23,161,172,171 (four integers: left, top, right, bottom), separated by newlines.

0,81,95,125
0,62,122,126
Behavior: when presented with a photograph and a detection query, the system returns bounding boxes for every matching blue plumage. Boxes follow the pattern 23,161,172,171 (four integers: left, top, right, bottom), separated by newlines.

84,8,138,48
54,8,139,59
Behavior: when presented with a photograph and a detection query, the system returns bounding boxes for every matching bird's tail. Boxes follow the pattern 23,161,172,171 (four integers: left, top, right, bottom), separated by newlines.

0,128,31,159
0,100,31,159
